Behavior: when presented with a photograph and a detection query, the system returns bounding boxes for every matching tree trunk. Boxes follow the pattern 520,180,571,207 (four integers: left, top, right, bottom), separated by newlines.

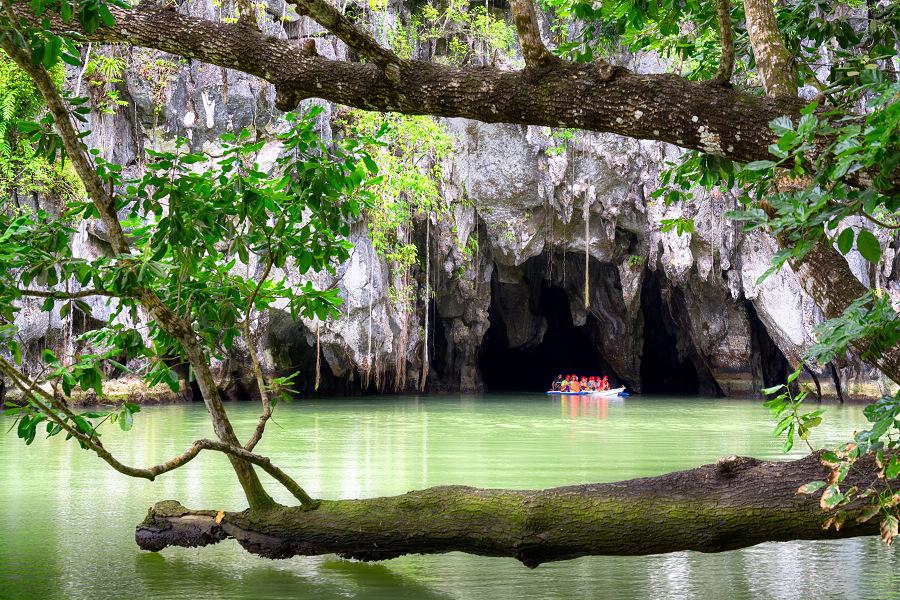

790,242,900,381
741,0,900,384
135,452,885,566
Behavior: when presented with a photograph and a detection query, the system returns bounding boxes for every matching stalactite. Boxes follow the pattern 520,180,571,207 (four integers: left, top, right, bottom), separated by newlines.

314,322,321,391
364,242,374,389
581,143,589,308
394,227,411,392
420,217,430,391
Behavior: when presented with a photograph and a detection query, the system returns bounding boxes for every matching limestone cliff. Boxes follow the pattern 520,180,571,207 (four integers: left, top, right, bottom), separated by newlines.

5,0,898,402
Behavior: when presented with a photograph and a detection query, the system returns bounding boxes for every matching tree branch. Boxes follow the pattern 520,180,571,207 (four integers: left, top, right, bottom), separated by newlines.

743,0,796,96
14,1,807,165
135,452,889,564
1,21,276,507
510,0,558,68
287,0,399,72
243,254,275,452
712,0,734,84
17,288,123,299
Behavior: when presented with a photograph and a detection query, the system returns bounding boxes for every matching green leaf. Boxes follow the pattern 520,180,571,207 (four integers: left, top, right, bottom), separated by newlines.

856,229,881,263
820,484,844,508
119,407,134,431
885,456,900,480
796,480,826,494
836,228,854,255
744,160,777,171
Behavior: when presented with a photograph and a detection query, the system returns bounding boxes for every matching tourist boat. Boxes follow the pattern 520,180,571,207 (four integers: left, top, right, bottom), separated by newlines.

546,387,626,397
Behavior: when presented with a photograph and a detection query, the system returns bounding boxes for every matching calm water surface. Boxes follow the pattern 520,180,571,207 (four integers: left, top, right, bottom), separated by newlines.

1,394,898,600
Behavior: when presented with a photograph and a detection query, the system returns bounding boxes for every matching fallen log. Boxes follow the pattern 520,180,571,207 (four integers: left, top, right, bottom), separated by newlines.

135,451,886,567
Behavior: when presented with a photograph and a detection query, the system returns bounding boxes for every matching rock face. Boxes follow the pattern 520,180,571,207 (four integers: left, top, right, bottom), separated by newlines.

4,2,898,402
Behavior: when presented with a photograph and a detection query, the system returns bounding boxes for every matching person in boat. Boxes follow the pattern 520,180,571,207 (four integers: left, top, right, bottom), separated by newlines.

570,376,581,393
560,376,571,392
588,377,598,391
601,375,609,391
580,376,589,391
552,374,564,391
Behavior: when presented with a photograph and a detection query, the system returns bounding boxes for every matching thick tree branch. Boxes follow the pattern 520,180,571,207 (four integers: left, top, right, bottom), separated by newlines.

17,1,807,164
135,452,888,565
712,0,734,84
743,0,796,96
510,0,558,68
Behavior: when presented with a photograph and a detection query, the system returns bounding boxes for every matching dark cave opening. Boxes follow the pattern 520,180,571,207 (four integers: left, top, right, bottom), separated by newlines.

479,283,612,392
639,272,702,395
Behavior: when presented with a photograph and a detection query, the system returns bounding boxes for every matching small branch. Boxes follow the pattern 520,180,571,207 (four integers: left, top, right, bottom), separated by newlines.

0,357,318,509
0,25,128,255
288,0,398,72
243,254,275,452
510,0,558,68
18,288,123,299
712,0,734,84
860,210,900,230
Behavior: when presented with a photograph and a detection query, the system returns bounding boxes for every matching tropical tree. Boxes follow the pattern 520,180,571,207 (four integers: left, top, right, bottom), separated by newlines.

0,0,897,562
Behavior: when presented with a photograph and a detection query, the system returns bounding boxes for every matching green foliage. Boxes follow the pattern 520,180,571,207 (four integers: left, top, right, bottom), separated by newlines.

0,108,379,422
339,110,452,275
805,291,900,368
626,254,644,268
721,90,899,281
387,0,517,64
796,391,900,545
133,53,183,118
83,52,129,114
659,216,693,236
546,128,575,156
0,56,80,199
762,369,824,453
541,0,744,80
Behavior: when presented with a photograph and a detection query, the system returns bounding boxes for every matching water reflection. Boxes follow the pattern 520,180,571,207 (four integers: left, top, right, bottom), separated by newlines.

559,395,624,419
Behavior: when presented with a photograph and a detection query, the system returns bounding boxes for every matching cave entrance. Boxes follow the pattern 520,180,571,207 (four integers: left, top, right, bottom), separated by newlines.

479,283,610,392
639,272,701,395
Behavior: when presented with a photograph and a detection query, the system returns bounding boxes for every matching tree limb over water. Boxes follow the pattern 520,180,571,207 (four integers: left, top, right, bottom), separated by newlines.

136,452,888,566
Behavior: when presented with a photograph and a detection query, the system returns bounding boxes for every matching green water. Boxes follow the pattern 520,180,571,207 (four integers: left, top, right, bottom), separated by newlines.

1,394,898,600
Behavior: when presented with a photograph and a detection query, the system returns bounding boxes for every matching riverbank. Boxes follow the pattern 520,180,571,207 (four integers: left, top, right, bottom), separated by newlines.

1,375,188,407
1,374,890,407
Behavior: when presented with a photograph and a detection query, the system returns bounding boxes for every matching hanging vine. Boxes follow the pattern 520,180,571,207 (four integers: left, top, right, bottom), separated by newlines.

337,110,452,390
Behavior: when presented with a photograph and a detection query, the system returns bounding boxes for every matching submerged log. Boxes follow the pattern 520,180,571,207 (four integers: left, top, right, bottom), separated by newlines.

136,452,884,567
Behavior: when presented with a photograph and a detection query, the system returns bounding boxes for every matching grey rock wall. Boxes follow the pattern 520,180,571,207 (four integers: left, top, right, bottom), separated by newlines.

4,0,898,402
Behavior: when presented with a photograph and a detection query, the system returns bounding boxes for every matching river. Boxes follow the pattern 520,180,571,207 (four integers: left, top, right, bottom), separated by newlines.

1,394,898,599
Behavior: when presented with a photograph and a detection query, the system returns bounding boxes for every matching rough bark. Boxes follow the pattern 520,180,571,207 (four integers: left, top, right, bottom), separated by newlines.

510,0,559,68
23,2,806,165
743,0,797,97
136,452,886,566
791,241,900,381
713,0,735,84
